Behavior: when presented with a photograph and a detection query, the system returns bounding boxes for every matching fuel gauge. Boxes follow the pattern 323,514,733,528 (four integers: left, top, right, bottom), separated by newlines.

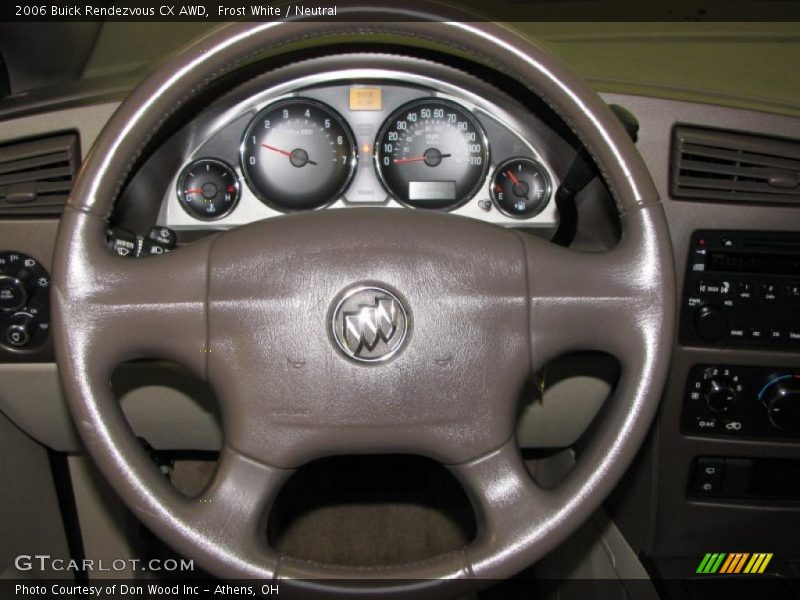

490,158,551,218
177,158,240,220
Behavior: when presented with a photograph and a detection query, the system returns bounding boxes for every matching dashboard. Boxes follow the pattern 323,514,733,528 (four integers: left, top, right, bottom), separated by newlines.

153,60,563,231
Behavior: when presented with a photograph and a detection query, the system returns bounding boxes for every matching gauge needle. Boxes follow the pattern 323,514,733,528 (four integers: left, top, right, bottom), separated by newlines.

506,169,530,199
261,144,317,166
393,153,452,165
184,188,203,194
261,143,292,157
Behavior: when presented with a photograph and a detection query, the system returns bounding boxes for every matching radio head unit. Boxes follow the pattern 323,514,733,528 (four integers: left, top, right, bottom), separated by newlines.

680,230,800,348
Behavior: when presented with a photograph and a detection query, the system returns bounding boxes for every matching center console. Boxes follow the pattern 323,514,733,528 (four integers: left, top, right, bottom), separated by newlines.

679,229,800,511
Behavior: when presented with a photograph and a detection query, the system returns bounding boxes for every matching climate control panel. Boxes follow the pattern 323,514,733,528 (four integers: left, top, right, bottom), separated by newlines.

683,365,800,440
0,251,50,350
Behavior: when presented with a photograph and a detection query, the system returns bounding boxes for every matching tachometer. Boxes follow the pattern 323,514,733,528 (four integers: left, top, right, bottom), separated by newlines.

375,99,489,209
241,98,356,211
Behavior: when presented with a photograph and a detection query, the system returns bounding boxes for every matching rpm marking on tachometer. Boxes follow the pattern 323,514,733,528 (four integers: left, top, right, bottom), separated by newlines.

241,98,356,211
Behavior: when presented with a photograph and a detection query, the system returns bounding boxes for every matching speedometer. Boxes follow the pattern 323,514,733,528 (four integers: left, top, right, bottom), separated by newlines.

375,99,489,209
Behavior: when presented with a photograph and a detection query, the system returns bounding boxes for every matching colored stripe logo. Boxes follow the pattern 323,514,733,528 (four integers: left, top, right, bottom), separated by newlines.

696,553,773,574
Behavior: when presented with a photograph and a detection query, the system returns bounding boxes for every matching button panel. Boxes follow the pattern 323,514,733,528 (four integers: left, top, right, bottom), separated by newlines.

689,457,757,499
680,230,800,349
688,456,800,501
692,457,725,495
0,251,50,351
683,365,800,441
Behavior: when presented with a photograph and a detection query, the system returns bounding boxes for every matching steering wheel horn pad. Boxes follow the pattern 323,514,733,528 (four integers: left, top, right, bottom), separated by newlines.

204,209,531,468
52,12,674,596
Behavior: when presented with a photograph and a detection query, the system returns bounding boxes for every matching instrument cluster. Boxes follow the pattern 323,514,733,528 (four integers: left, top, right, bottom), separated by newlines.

160,77,559,229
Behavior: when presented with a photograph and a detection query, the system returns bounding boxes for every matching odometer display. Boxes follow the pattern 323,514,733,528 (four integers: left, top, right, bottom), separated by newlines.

375,99,489,209
241,98,356,211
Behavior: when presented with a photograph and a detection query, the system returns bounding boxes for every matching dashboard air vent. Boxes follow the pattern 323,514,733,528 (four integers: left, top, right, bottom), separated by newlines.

671,126,800,205
0,132,80,215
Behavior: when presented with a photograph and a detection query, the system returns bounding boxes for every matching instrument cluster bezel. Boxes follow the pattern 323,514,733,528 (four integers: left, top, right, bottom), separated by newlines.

157,58,561,230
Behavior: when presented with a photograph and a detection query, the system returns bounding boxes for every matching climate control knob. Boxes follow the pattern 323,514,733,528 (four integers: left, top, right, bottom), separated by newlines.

703,378,737,412
697,367,742,414
762,376,800,432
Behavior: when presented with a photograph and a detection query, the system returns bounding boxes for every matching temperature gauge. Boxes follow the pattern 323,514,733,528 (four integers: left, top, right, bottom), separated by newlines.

490,158,551,218
177,158,240,220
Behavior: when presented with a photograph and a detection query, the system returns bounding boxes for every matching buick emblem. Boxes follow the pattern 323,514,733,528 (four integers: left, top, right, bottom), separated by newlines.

330,285,409,363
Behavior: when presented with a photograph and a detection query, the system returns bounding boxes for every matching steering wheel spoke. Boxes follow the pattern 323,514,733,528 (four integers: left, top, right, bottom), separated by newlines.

171,446,290,579
451,439,553,579
54,209,212,378
519,209,669,369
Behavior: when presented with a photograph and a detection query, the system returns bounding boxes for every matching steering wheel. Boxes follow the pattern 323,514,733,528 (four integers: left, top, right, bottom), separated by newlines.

52,9,675,597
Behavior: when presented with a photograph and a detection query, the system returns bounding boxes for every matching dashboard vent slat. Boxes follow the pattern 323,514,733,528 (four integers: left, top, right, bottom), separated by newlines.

0,132,80,216
671,126,800,205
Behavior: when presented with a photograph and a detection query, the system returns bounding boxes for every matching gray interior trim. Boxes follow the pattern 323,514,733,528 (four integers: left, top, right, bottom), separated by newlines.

0,411,71,579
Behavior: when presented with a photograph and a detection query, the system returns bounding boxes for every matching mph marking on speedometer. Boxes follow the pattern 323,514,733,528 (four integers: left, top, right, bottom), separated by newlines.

375,98,489,209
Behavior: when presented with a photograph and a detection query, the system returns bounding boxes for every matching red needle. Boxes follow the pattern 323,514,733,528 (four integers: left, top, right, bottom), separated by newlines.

393,155,427,164
505,170,521,186
261,143,292,157
184,188,203,194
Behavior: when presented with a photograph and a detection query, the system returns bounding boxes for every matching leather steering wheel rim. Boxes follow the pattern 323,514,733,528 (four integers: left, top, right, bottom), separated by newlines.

53,7,675,597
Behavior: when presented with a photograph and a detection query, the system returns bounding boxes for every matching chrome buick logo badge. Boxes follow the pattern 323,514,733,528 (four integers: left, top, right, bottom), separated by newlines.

331,285,409,362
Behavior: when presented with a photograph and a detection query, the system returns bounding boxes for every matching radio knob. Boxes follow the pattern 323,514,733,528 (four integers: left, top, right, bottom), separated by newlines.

0,272,30,312
703,377,738,412
693,305,729,341
762,377,800,433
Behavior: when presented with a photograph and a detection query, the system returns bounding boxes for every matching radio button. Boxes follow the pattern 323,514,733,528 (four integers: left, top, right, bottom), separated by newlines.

786,283,800,303
769,329,783,341
749,327,764,339
736,281,752,299
789,330,800,342
761,283,778,301
697,281,731,295
730,328,745,338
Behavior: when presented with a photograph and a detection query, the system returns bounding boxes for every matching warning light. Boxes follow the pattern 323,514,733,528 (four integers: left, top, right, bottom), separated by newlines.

362,144,371,154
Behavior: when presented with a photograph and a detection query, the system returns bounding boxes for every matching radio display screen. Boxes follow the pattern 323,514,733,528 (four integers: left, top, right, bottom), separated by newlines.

707,251,800,275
